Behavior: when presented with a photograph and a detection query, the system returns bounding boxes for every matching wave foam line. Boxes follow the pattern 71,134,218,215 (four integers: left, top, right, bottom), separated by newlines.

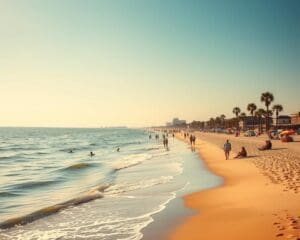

113,153,152,171
0,184,110,229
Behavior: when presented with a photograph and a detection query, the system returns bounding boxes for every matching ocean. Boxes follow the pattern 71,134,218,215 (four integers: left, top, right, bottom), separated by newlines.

0,127,221,240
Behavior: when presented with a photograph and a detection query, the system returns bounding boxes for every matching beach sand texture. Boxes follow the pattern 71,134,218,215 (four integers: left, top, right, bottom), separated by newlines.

170,132,300,240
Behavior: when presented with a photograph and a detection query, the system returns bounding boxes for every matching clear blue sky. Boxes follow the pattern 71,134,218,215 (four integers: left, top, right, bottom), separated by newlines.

1,0,299,127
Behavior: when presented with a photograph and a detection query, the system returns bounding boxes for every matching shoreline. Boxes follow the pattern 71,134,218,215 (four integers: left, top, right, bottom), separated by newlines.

169,132,300,240
142,133,222,240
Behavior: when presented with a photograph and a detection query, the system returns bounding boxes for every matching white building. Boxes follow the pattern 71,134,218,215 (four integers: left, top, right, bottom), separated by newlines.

166,122,172,127
172,118,186,126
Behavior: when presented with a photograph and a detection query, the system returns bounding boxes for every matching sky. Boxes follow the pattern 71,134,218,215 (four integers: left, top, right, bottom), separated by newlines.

0,0,299,127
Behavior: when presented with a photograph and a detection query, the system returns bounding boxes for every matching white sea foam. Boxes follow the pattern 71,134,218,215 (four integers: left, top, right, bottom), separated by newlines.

0,192,177,240
105,176,174,196
112,153,153,171
0,128,216,240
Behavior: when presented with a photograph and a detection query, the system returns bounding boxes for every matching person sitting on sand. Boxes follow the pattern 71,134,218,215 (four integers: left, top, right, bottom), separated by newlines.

223,139,231,160
258,140,272,151
90,151,95,156
234,147,247,158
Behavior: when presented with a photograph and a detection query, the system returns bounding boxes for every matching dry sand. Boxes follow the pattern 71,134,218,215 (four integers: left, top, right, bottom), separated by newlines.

169,132,300,240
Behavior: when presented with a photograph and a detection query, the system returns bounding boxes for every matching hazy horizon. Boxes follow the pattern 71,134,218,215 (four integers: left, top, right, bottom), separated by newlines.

1,0,299,128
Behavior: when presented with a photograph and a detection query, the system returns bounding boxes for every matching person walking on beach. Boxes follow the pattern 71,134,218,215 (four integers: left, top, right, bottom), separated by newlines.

223,140,231,160
192,135,196,146
189,135,193,146
165,138,169,149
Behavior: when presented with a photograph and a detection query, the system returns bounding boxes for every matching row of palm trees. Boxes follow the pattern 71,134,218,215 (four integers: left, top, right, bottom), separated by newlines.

232,92,283,131
189,92,284,132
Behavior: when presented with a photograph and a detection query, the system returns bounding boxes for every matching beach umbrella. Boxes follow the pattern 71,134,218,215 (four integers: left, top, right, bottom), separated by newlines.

280,130,295,136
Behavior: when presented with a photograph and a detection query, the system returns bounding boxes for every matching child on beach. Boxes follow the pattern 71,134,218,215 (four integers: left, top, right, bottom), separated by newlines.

223,140,231,160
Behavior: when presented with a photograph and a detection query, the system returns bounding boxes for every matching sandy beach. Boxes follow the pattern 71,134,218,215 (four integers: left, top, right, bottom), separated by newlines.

169,132,300,240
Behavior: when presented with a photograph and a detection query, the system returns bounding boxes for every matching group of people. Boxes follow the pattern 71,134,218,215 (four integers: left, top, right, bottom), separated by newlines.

148,132,171,150
223,138,273,160
223,140,247,160
182,132,196,145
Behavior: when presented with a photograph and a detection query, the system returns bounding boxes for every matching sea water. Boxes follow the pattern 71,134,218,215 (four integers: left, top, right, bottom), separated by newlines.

0,128,221,240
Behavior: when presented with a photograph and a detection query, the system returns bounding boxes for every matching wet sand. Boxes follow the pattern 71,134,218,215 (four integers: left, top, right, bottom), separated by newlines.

169,132,300,240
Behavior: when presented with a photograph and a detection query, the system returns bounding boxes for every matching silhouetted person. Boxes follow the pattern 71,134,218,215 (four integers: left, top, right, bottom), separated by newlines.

192,135,196,146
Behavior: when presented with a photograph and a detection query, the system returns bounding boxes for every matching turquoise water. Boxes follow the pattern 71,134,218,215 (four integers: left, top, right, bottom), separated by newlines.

0,128,221,240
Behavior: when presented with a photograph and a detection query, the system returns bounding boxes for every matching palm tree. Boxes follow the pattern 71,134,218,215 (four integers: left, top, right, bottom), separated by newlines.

215,117,222,128
272,104,283,127
255,108,266,133
209,117,215,129
232,107,241,130
247,103,257,130
260,92,274,131
220,114,226,128
239,112,247,122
